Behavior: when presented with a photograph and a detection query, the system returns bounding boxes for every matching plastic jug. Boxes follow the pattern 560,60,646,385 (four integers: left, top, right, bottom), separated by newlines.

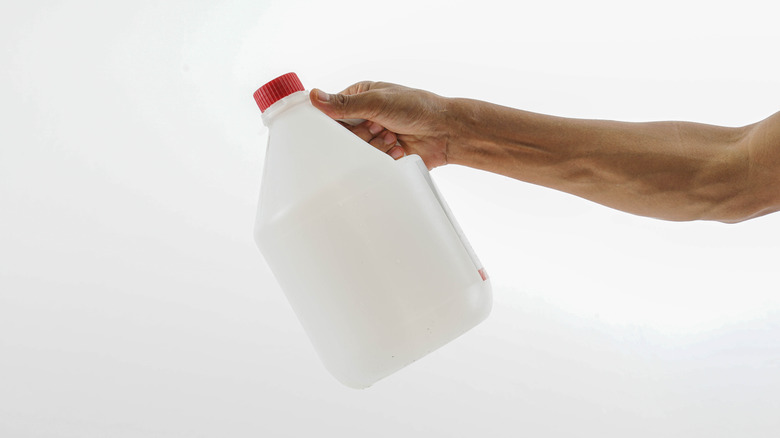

252,73,492,388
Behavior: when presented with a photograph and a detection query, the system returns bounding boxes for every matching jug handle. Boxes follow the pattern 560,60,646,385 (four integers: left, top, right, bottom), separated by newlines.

407,156,489,282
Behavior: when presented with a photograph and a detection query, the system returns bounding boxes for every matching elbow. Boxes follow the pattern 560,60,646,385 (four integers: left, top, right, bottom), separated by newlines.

714,202,780,224
708,123,780,224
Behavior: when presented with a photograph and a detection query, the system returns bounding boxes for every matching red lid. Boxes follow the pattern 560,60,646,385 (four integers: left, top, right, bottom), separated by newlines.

253,72,305,112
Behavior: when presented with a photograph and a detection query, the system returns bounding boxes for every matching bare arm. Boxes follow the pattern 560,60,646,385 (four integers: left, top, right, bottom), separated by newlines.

446,100,780,222
310,84,780,223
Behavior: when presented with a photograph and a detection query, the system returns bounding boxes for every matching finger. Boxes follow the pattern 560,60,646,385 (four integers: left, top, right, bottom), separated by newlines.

349,120,387,143
310,88,384,121
387,145,406,160
338,81,398,96
338,118,367,126
367,130,397,152
338,81,375,96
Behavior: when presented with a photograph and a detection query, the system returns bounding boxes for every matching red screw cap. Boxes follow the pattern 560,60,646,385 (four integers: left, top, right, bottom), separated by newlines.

253,72,305,112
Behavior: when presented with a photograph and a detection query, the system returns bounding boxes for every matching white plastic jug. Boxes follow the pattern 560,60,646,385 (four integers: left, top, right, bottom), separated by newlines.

252,73,492,388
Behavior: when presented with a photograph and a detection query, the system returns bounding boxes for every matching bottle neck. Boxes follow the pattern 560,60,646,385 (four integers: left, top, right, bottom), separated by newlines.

261,90,309,127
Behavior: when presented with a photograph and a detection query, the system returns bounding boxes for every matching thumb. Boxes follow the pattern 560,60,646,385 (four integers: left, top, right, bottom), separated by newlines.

310,88,382,121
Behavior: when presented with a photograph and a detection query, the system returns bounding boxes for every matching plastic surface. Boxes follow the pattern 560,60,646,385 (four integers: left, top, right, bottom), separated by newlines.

253,74,492,388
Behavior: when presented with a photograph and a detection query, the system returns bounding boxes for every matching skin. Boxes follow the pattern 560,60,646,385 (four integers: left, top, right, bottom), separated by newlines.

309,83,780,223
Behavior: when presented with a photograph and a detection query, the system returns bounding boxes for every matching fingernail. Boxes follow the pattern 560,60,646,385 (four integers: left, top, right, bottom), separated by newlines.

368,123,383,135
383,131,395,145
315,89,330,102
389,146,404,160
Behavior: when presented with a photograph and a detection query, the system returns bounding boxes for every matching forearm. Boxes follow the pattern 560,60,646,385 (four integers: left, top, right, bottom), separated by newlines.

445,98,773,222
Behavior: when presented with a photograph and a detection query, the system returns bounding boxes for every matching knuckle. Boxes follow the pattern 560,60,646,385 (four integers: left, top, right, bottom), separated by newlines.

333,92,349,107
356,81,371,90
332,93,351,118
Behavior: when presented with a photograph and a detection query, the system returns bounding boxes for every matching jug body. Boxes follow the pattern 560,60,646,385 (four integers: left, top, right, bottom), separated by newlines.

254,74,491,388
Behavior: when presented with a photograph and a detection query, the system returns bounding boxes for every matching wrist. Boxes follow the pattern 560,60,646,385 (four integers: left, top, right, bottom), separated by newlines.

439,97,575,187
442,97,535,169
441,97,489,167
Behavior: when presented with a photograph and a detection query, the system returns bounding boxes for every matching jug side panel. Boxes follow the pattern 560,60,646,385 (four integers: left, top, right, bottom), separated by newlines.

257,165,490,388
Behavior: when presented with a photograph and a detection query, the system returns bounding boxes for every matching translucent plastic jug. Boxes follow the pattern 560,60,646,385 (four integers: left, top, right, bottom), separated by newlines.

252,73,492,388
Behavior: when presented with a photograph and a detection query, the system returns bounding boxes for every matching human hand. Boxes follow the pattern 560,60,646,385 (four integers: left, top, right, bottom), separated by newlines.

309,82,453,169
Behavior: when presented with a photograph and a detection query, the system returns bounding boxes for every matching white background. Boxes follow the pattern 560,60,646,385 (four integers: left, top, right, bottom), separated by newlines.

2,0,779,436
